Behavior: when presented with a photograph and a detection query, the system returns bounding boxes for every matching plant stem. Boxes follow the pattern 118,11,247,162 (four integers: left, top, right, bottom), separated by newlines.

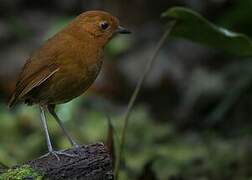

114,20,177,179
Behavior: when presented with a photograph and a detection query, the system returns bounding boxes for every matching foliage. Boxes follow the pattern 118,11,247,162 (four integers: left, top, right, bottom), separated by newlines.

0,165,43,180
1,1,252,180
115,6,252,178
162,7,252,56
2,104,252,179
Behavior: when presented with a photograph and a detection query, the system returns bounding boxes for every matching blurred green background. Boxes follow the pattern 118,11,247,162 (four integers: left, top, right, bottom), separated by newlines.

0,0,252,179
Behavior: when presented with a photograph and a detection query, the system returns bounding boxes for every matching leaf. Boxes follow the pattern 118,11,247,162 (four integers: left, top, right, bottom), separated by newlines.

162,7,252,56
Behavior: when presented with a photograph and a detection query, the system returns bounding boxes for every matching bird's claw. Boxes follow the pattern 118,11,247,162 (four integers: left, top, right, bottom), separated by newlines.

72,142,80,149
40,150,77,161
50,151,61,161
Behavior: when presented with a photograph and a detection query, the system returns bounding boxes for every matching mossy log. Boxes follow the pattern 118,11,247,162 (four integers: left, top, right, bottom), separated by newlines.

0,143,113,180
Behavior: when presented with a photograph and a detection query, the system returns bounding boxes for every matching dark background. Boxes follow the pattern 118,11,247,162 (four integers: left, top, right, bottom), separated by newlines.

0,0,252,179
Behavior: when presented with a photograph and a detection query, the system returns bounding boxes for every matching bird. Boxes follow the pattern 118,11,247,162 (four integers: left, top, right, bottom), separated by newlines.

8,10,131,160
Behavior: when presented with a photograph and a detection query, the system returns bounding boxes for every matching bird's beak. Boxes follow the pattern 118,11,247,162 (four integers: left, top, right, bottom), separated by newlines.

116,26,131,34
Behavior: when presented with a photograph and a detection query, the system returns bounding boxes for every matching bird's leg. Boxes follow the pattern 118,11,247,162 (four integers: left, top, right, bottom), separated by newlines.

39,106,76,160
47,104,79,148
39,106,54,152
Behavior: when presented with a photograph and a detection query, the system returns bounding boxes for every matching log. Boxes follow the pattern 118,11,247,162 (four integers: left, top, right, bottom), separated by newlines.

0,143,113,180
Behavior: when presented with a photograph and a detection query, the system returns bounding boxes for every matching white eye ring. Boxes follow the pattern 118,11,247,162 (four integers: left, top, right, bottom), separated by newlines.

100,21,109,30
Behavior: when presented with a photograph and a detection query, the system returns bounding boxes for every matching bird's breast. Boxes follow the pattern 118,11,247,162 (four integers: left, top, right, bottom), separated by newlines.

50,54,103,103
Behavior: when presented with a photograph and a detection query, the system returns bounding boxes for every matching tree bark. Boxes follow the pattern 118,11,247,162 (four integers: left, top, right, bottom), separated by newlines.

0,143,113,180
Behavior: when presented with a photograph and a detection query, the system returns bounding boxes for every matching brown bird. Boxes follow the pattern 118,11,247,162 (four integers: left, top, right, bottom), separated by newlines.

8,10,130,159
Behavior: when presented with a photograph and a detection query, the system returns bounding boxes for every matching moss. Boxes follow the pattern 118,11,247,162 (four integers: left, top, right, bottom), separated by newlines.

0,165,43,180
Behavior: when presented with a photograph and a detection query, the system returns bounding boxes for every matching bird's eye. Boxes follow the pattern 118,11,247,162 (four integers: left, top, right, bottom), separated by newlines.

100,22,109,30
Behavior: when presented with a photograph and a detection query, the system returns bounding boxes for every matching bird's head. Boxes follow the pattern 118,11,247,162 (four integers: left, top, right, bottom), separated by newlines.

68,10,131,46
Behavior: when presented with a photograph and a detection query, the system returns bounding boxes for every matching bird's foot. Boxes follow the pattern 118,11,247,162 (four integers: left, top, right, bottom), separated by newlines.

40,150,77,161
72,142,80,149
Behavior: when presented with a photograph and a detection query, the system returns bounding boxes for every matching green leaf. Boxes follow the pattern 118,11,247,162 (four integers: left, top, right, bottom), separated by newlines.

162,7,252,56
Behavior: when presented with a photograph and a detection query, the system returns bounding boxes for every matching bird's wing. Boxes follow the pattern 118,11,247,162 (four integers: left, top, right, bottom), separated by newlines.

8,63,59,108
8,31,80,108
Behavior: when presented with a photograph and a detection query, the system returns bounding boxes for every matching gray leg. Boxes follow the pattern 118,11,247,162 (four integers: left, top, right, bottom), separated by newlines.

39,105,77,160
39,106,53,152
47,105,78,147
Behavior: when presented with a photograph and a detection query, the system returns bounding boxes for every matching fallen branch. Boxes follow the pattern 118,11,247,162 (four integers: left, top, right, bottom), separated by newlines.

0,143,113,180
